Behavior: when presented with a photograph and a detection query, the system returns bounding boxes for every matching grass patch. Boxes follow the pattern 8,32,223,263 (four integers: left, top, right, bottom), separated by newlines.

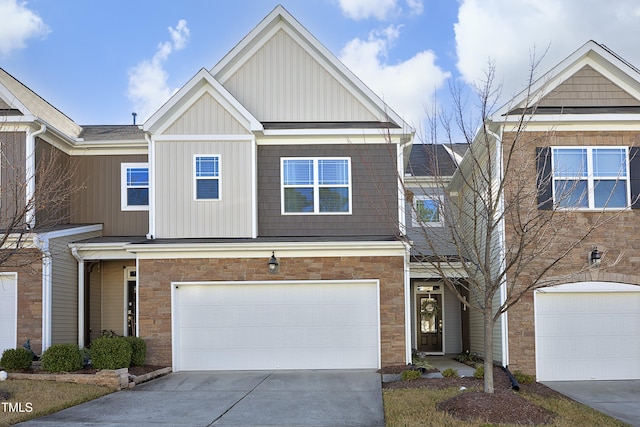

383,387,629,427
0,380,112,426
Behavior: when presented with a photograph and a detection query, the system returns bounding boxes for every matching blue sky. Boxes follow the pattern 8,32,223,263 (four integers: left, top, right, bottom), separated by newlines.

2,0,640,135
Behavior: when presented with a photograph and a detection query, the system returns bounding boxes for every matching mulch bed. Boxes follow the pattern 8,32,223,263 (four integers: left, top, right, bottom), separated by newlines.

383,366,563,425
11,365,168,376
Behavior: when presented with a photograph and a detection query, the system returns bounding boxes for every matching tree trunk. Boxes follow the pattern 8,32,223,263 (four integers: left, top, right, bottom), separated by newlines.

483,310,495,393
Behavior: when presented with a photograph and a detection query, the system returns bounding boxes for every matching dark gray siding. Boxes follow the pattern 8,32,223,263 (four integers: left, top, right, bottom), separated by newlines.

258,144,398,237
0,131,26,230
71,155,148,236
35,139,71,227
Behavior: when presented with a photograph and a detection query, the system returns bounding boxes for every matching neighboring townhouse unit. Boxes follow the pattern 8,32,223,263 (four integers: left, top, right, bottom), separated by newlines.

0,6,415,371
457,40,640,381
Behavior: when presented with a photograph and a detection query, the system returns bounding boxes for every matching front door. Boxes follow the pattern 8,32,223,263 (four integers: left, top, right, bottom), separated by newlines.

416,294,442,352
127,279,136,336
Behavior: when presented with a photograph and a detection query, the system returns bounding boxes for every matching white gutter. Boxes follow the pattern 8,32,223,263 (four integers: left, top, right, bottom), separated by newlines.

32,234,52,352
145,133,155,239
487,126,509,367
25,123,46,228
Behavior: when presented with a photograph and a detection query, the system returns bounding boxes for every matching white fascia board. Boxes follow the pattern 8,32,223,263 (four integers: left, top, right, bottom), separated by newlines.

537,282,640,293
39,224,102,240
152,134,255,142
127,240,406,259
143,69,262,135
67,242,137,260
211,6,411,132
69,145,148,156
410,262,469,278
0,233,38,249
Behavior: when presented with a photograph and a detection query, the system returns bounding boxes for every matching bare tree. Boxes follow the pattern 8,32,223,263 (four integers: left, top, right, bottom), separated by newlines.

405,59,622,393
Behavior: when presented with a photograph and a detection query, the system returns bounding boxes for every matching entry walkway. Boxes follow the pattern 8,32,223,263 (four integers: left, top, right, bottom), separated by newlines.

17,370,385,427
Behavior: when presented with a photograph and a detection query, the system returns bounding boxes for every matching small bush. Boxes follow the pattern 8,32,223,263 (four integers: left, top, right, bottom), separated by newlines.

513,370,534,384
122,336,146,367
41,344,83,373
90,337,132,370
0,348,34,371
474,365,484,379
441,368,459,378
401,369,421,381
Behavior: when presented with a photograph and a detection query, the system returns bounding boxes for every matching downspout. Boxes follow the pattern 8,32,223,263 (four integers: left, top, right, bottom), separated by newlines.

487,127,509,368
71,247,85,348
26,123,46,229
145,133,155,240
33,233,52,352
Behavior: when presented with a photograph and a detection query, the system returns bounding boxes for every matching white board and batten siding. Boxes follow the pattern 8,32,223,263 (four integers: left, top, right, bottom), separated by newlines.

535,282,640,381
0,273,18,354
172,280,380,371
154,140,254,239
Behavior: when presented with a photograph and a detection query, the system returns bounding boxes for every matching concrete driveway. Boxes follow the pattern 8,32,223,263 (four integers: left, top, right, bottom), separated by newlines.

17,370,385,427
543,380,640,427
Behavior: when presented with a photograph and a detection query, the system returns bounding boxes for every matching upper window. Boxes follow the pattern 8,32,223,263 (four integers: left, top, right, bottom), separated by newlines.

281,158,351,214
121,163,149,211
552,147,629,209
194,155,220,200
413,196,443,226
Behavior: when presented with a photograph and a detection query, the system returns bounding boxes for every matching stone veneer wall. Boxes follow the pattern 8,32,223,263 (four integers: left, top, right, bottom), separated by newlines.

503,131,640,375
137,255,406,368
0,249,43,354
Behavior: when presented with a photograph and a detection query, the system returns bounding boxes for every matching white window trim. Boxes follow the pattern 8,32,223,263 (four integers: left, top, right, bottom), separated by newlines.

551,146,630,211
280,157,352,215
412,195,444,227
194,154,221,201
121,163,149,211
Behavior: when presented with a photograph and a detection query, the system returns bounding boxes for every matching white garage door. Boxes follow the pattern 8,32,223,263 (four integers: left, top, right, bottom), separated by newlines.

172,280,380,371
535,282,640,381
0,274,18,355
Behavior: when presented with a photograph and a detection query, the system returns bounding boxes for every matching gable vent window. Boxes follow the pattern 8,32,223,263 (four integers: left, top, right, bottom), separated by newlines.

121,163,149,211
281,157,351,214
195,155,221,200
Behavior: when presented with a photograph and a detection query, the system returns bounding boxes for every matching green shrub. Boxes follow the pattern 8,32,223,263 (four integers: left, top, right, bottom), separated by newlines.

122,336,146,366
474,365,484,379
513,370,534,384
401,369,421,381
41,344,83,373
0,348,34,371
90,337,132,370
441,368,459,378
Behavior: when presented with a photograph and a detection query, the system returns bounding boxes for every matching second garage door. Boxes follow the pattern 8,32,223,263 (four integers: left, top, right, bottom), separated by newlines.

172,280,380,371
535,282,640,381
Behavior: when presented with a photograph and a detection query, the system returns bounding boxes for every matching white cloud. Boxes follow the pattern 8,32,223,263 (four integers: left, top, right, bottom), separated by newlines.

337,0,423,20
127,19,190,121
340,25,450,129
0,0,49,55
455,0,640,104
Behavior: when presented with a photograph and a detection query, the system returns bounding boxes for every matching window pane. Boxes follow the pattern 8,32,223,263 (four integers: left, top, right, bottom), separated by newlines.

284,188,314,212
196,157,219,177
319,187,349,212
127,168,148,186
555,180,588,208
318,159,348,185
417,199,440,222
593,148,626,177
594,180,627,208
127,188,148,206
553,148,587,178
283,160,313,185
196,179,219,199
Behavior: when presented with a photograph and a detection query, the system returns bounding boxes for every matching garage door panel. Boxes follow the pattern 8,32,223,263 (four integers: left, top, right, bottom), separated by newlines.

173,281,379,371
536,289,640,381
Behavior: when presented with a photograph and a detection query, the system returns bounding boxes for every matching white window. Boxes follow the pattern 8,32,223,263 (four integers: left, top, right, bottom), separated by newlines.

412,196,443,226
194,155,220,200
121,163,149,211
552,147,629,209
281,158,351,214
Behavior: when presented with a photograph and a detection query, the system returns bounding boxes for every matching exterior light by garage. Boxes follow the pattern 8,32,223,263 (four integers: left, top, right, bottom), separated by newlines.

268,251,279,273
590,247,601,267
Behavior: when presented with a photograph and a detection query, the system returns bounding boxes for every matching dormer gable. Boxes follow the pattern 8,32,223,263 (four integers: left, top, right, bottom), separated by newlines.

143,68,262,136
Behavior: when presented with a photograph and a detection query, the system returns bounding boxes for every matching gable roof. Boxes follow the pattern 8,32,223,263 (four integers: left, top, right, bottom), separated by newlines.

493,40,640,120
211,5,412,132
406,144,465,177
0,68,82,138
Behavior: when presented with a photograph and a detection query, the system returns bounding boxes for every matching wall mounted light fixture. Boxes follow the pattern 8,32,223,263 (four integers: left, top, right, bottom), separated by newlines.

268,251,279,273
590,246,601,267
